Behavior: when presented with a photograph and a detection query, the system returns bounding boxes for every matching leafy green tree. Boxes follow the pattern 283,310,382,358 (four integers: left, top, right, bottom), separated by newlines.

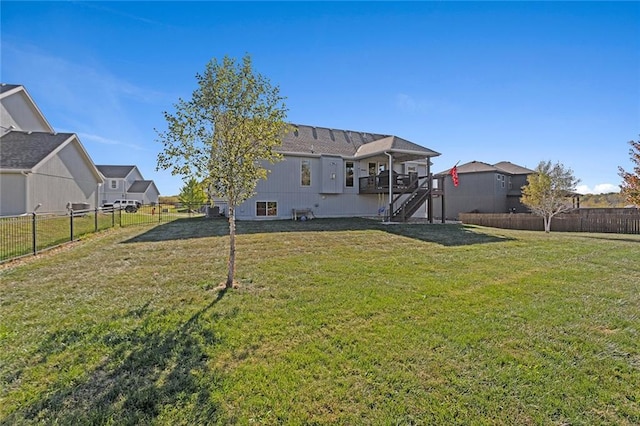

157,55,289,288
521,160,580,233
618,138,640,206
178,177,207,212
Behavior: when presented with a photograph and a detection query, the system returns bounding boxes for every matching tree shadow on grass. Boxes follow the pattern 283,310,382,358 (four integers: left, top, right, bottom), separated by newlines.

578,234,640,244
123,217,513,247
6,290,230,424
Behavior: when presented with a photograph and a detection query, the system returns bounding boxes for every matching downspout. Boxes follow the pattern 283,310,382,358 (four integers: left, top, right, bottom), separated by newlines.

385,152,393,221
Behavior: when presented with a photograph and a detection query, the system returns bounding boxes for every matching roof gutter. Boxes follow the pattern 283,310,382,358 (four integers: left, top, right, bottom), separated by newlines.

0,168,33,174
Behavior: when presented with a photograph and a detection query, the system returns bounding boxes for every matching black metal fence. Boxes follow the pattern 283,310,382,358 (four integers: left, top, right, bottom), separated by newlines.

0,204,210,263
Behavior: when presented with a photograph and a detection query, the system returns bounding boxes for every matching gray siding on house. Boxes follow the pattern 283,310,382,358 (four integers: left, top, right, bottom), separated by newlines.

434,161,533,220
506,174,530,213
235,155,428,220
320,155,343,194
29,142,99,212
0,132,102,215
437,172,512,219
97,165,146,204
230,123,439,221
0,86,53,135
128,180,160,204
0,173,26,215
443,172,504,218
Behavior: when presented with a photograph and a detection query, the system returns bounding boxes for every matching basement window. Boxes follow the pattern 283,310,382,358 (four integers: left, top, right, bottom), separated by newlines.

256,201,277,217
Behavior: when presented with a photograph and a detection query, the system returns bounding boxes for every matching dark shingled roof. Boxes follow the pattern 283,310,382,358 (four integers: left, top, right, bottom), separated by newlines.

0,83,22,95
493,161,534,175
0,131,73,169
128,180,153,193
280,124,440,159
96,165,137,178
436,160,534,176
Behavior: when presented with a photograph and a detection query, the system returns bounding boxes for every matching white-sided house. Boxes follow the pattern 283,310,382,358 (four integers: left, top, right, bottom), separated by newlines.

234,124,441,221
0,131,103,215
1,83,103,215
96,165,160,205
1,83,54,136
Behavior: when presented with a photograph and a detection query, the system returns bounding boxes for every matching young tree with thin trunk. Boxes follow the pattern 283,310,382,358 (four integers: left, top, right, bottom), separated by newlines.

521,160,580,233
618,138,640,207
157,55,289,288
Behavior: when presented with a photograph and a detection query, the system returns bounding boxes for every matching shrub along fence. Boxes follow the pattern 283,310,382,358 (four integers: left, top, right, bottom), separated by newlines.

0,204,208,263
460,208,640,234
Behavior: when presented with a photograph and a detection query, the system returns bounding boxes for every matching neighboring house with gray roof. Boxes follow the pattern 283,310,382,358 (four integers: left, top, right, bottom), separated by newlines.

1,84,103,215
0,83,163,215
434,160,535,220
96,165,159,206
0,131,103,215
232,123,441,221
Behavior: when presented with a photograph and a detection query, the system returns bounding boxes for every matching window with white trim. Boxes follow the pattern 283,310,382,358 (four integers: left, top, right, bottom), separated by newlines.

256,201,277,217
111,180,117,189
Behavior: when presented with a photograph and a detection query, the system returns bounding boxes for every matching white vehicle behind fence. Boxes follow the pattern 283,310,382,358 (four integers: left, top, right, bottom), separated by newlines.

103,199,141,213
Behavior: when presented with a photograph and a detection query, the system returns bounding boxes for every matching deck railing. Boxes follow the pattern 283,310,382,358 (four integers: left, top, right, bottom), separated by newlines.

359,172,419,194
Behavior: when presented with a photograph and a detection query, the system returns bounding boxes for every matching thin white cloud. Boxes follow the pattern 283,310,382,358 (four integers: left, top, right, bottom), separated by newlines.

395,93,432,114
576,183,620,194
2,41,167,135
74,132,146,151
395,93,457,116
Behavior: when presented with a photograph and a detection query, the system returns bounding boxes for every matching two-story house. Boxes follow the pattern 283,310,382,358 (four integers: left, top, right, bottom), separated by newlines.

96,165,160,206
0,84,103,215
434,160,534,220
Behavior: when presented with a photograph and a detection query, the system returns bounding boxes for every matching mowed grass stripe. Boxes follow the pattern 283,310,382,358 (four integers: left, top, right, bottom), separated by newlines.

1,218,638,424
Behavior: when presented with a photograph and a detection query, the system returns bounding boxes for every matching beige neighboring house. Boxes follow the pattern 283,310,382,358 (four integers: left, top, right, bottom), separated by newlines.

96,165,160,206
0,84,103,215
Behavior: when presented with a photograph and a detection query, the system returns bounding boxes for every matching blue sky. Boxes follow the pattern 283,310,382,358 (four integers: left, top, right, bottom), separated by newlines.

2,1,639,196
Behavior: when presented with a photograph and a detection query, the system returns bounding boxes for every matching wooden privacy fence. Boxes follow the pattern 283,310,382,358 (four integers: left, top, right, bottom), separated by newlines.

460,209,640,234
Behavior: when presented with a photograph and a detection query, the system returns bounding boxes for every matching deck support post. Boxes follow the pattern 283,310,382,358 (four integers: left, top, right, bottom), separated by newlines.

386,152,394,221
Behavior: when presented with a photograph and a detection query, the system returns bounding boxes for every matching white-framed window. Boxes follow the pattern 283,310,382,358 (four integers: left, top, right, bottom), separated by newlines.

345,161,354,187
498,175,506,188
256,201,277,217
111,180,117,189
301,160,311,186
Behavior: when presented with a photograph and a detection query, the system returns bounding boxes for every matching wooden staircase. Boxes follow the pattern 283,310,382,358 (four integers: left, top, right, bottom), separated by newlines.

389,177,431,222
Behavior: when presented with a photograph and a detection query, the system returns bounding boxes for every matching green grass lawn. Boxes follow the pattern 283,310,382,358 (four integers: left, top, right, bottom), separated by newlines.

1,218,638,424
